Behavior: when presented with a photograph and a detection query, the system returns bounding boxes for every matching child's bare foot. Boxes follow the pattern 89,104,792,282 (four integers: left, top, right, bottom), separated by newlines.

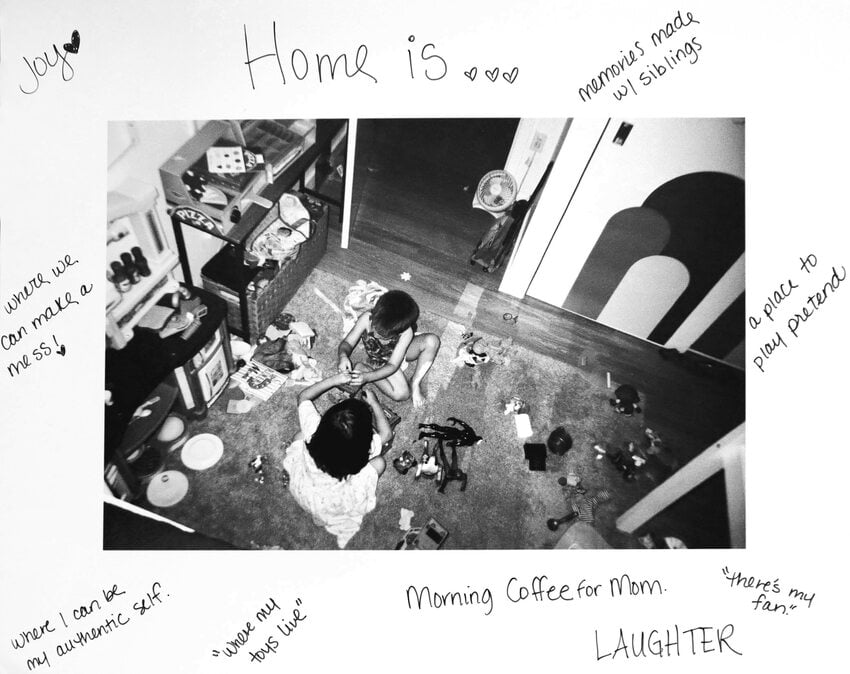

412,386,427,408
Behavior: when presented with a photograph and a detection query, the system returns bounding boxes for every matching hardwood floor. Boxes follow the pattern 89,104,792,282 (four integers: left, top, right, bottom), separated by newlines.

315,121,745,548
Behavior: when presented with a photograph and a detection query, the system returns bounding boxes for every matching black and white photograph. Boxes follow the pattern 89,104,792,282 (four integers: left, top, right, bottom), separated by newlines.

104,117,745,550
4,1,846,671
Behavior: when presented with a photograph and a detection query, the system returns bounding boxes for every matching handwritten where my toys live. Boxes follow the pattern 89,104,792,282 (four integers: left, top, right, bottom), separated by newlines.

750,253,846,374
1,253,92,380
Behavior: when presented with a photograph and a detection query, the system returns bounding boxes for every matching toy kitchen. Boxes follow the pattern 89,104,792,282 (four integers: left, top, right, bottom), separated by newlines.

104,178,234,500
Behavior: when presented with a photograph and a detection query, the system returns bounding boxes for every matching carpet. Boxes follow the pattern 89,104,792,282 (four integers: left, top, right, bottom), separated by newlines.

140,267,677,550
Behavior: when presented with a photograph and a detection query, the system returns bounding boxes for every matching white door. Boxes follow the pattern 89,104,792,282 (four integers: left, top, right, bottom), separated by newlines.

527,118,744,312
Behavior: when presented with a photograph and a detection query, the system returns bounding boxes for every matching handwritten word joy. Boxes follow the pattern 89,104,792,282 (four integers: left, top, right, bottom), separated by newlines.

19,30,80,95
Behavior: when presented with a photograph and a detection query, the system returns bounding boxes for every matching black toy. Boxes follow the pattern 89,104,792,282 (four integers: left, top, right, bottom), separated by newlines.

417,417,482,493
547,426,572,455
547,511,578,531
610,384,642,416
393,450,417,474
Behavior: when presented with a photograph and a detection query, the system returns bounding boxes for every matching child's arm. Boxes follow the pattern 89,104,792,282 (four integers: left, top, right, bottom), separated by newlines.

354,327,414,385
337,312,370,372
297,371,352,405
363,388,393,446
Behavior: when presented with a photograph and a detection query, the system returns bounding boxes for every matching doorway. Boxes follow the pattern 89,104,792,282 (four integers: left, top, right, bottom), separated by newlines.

350,118,520,288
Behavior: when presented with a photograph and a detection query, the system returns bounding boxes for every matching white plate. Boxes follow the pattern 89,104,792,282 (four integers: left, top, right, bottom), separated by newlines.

146,470,189,508
181,433,224,471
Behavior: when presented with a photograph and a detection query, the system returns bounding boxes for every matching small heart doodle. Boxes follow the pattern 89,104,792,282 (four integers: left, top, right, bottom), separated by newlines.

58,345,67,356
485,68,500,82
464,67,478,82
64,30,80,54
503,67,519,84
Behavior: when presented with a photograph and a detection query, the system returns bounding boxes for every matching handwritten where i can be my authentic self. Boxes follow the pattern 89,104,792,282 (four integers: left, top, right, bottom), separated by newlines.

8,581,168,672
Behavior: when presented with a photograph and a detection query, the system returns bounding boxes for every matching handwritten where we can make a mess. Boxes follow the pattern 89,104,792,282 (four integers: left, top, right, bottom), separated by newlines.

1,254,92,379
751,253,846,374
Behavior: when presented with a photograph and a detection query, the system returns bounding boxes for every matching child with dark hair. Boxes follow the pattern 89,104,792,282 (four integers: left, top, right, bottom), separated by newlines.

337,289,441,408
282,371,393,547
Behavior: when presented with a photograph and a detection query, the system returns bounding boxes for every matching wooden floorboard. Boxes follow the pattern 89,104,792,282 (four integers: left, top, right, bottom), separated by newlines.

319,125,745,547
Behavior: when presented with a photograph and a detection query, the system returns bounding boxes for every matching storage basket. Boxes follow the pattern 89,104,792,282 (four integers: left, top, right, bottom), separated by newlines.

201,195,328,342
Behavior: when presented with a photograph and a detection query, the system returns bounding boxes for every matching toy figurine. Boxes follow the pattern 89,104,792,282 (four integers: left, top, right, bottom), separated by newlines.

417,417,482,493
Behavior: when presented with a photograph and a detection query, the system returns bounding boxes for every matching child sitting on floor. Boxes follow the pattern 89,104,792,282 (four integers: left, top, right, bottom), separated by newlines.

336,289,440,408
282,372,393,548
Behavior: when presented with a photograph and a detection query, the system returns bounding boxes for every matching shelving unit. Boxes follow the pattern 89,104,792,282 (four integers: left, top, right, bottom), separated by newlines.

164,119,347,340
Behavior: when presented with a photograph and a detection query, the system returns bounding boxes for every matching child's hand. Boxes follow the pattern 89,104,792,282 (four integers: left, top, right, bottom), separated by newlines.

362,387,378,406
333,371,353,386
349,370,365,387
338,354,352,373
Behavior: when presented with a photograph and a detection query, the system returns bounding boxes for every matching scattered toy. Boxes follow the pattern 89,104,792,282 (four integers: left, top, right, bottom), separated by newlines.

453,332,490,367
414,440,440,480
398,508,414,530
523,443,547,471
400,271,411,282
566,471,581,487
396,517,449,550
593,443,608,460
503,396,526,415
514,413,533,439
249,454,267,484
342,280,387,334
547,426,572,455
610,383,642,416
547,511,578,531
393,450,417,475
418,418,482,493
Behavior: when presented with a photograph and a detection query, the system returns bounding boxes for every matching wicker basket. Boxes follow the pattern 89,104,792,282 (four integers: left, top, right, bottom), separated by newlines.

201,195,328,342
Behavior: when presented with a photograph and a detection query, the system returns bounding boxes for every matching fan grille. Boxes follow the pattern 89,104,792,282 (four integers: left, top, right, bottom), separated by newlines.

477,170,517,212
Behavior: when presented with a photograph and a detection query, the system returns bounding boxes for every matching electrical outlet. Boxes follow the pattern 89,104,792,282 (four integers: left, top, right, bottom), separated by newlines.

531,131,547,152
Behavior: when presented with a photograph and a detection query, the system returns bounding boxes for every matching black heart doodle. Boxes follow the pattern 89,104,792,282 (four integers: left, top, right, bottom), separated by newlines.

64,30,80,54
503,67,518,84
485,68,499,82
464,67,478,82
58,345,67,356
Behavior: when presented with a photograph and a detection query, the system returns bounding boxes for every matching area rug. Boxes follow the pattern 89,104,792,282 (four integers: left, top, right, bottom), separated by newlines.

139,267,671,550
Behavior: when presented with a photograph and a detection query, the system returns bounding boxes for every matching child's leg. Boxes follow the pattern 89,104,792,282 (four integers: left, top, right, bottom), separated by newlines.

404,333,441,408
355,362,411,402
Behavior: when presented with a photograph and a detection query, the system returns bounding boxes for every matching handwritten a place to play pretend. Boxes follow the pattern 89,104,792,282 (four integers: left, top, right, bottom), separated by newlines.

210,596,307,664
749,253,846,374
8,581,168,671
577,9,702,103
1,253,93,380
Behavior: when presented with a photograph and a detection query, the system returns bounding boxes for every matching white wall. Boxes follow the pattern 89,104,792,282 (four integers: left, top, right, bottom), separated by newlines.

502,119,568,200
